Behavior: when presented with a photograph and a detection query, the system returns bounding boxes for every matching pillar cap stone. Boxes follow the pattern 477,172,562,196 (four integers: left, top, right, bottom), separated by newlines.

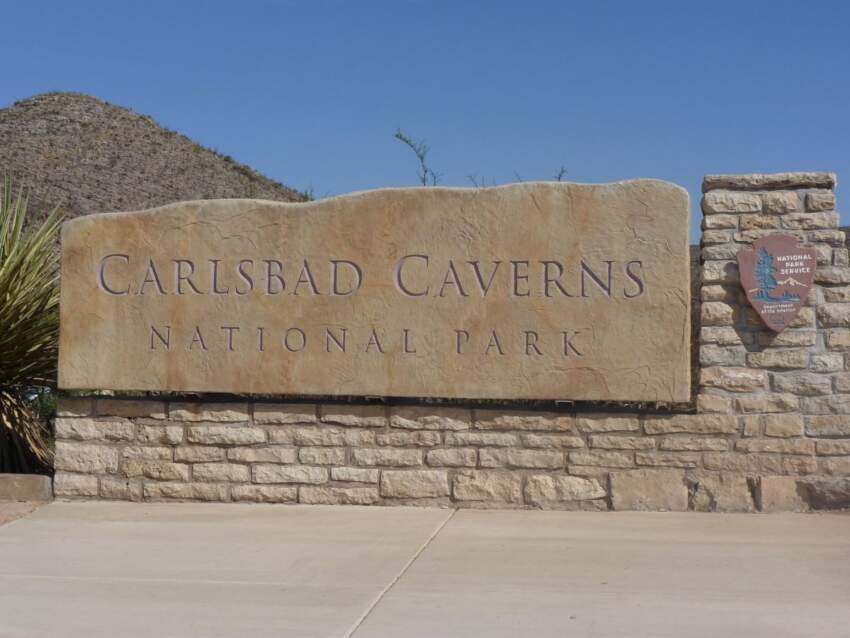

702,172,836,193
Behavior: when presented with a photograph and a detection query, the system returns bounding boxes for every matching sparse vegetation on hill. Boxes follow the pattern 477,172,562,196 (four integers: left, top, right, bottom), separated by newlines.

0,92,306,223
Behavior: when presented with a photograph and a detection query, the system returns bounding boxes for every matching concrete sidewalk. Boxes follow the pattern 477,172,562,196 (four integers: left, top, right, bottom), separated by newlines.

0,503,848,637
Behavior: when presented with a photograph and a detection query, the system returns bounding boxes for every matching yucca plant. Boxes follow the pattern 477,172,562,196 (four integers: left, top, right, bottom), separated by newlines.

0,178,63,473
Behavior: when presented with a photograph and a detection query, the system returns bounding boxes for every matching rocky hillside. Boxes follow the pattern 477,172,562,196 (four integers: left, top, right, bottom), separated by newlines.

0,92,304,223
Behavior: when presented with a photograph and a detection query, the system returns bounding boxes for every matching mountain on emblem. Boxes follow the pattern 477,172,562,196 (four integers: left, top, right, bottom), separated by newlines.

737,234,815,333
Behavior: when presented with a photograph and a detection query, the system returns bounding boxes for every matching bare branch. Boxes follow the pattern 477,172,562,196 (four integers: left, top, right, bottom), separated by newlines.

394,128,438,187
555,166,567,182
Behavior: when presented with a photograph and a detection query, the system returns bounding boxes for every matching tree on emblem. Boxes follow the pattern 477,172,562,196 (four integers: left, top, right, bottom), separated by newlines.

753,247,799,302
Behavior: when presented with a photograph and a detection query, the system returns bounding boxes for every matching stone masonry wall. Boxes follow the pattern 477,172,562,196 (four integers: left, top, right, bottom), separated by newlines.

52,173,850,511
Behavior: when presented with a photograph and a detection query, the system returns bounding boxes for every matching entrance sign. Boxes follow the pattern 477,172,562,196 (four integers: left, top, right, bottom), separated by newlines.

737,234,815,332
58,181,691,402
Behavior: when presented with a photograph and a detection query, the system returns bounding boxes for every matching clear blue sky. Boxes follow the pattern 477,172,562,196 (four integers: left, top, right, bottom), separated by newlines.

4,0,849,241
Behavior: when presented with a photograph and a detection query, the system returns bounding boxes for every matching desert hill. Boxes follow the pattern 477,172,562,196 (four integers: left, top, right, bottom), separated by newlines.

0,92,304,223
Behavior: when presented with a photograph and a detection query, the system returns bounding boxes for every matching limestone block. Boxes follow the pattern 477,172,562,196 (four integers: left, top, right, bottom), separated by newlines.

121,446,172,461
299,486,380,505
690,472,755,512
696,394,733,414
700,367,767,392
425,448,477,467
644,414,738,435
231,485,297,503
762,191,801,214
226,447,297,463
738,215,779,230
192,463,250,483
54,442,119,474
143,482,229,502
702,214,737,229
473,410,574,431
742,416,761,437
822,457,850,475
701,190,762,214
659,437,729,452
823,288,850,303
186,426,266,445
523,474,605,506
816,440,850,455
635,452,700,468
100,477,142,500
350,448,423,467
733,393,798,414
569,450,634,468
588,435,655,450
520,434,585,449
330,467,379,483
174,446,226,462
815,267,850,285
267,429,296,445
734,168,831,190
787,306,815,329
701,264,738,287
320,405,387,428
575,415,640,433
809,353,844,373
0,474,52,501
288,427,375,447
170,403,249,422
701,230,735,244
807,229,846,246
818,304,850,328
805,190,836,211
444,431,520,447
376,431,442,447
700,327,745,345
479,448,563,469
780,212,839,230
53,472,98,497
94,399,166,419
253,403,316,424
123,461,189,482
380,470,450,498
746,350,809,369
252,465,327,484
54,417,135,442
826,329,850,350
759,476,808,512
801,395,850,414
452,470,523,503
700,285,739,303
136,423,184,445
736,439,814,455
390,406,471,431
762,414,804,438
757,331,817,347
55,397,94,417
799,478,850,509
772,373,833,396
298,447,345,465
699,345,745,367
610,469,688,511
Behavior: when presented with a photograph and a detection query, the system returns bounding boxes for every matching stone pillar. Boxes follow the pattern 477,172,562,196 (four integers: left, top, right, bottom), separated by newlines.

699,172,850,510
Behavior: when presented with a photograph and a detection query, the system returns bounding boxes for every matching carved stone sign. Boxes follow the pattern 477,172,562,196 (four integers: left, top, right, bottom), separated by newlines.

737,234,815,332
58,181,691,402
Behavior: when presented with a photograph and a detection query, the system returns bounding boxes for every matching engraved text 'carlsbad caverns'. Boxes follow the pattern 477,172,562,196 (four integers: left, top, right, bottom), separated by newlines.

96,254,647,357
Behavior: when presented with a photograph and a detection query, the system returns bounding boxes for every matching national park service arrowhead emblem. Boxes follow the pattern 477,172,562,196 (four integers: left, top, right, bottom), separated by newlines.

737,234,816,332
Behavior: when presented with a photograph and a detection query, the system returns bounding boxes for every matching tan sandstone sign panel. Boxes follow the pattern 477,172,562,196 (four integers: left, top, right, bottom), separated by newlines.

58,181,691,402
